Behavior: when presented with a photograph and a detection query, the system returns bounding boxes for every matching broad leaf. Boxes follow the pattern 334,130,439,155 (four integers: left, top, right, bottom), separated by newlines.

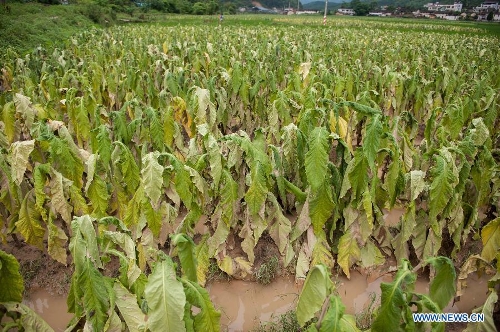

363,113,382,170
15,190,45,249
371,260,416,332
427,256,456,310
145,259,186,332
172,234,197,282
481,217,500,262
9,140,35,185
2,302,53,332
181,279,221,332
141,151,164,207
305,127,329,190
337,231,360,279
0,250,24,302
296,264,333,327
114,282,147,332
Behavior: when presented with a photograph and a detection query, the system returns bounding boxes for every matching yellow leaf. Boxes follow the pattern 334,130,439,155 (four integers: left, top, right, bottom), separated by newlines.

329,112,352,153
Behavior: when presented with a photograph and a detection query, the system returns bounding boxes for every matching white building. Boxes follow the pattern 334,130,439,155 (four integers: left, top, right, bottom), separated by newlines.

474,1,499,12
337,8,355,15
424,2,463,12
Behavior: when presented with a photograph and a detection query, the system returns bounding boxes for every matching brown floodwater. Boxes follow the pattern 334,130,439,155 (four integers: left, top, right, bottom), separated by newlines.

24,272,491,332
23,289,73,332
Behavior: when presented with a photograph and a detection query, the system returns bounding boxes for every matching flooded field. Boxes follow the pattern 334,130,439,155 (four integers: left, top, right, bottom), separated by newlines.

24,271,490,332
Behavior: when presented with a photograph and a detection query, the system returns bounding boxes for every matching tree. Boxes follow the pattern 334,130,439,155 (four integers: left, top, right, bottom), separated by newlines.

192,1,206,14
487,10,493,21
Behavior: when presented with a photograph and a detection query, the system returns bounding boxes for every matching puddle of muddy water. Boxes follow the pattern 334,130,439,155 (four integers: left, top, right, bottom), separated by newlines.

209,272,491,332
207,275,300,331
23,289,73,332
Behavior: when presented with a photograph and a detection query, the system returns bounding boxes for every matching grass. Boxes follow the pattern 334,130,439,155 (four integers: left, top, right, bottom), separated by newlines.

253,310,302,332
255,255,279,285
0,3,98,58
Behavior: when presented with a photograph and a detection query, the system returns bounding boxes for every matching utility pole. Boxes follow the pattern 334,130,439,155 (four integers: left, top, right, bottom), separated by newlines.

323,0,328,24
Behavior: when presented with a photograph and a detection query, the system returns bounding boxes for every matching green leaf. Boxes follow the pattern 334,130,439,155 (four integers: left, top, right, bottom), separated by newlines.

481,217,500,262
219,170,238,227
347,150,369,203
309,182,334,235
49,137,84,188
2,302,54,332
15,190,45,249
9,140,35,185
337,231,360,279
305,127,329,191
363,113,383,170
114,282,147,332
319,296,360,332
80,258,111,332
141,151,164,207
245,162,268,216
172,234,197,282
88,176,110,218
296,264,333,327
371,260,416,332
181,279,221,332
111,142,141,195
0,250,24,302
429,154,457,222
145,259,186,332
195,235,210,286
427,256,456,310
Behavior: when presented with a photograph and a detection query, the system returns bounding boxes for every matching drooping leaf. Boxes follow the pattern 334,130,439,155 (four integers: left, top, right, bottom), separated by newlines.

181,279,221,332
2,302,54,332
15,190,45,249
9,140,35,185
245,162,268,216
0,250,24,302
319,295,360,332
309,182,334,234
88,175,110,218
363,113,383,170
410,170,426,201
305,127,329,191
337,231,360,279
296,264,333,327
481,217,500,262
172,233,197,282
195,235,210,286
463,291,498,332
429,154,458,222
48,169,72,224
427,256,456,310
145,259,186,332
114,282,147,332
47,218,68,265
371,260,416,332
141,152,163,208
80,258,111,332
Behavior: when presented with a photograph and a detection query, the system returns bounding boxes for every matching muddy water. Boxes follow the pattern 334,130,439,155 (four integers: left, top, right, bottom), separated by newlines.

24,273,490,332
209,272,491,332
207,275,300,331
23,289,73,332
